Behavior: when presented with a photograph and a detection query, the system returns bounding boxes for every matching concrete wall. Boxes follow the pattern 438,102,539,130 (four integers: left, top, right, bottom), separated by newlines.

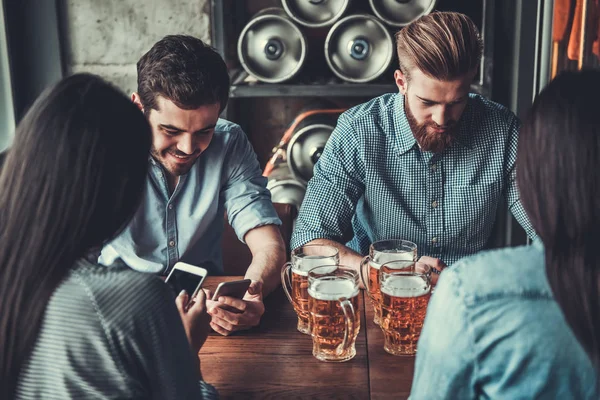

0,3,15,152
59,0,212,95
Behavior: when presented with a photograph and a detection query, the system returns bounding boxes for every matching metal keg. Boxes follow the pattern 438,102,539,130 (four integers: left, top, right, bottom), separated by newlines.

286,110,339,183
281,0,351,28
267,164,307,212
238,8,308,83
369,0,437,27
324,14,394,83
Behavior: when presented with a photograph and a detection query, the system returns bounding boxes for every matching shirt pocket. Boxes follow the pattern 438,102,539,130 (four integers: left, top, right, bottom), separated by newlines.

445,181,502,249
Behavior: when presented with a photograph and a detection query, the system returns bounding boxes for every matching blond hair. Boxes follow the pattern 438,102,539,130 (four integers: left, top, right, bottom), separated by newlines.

395,12,483,80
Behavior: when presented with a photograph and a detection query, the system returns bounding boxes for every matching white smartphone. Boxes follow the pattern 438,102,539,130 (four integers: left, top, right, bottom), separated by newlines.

212,279,252,301
165,262,208,299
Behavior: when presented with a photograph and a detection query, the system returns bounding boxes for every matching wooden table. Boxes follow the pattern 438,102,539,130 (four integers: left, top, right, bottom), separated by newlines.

200,277,415,399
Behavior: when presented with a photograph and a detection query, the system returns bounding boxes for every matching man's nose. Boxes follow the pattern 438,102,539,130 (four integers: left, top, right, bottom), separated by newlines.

432,106,450,127
177,134,195,155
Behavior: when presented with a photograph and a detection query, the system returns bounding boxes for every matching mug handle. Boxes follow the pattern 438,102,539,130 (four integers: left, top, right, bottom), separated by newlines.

337,297,356,355
359,256,372,297
280,262,294,306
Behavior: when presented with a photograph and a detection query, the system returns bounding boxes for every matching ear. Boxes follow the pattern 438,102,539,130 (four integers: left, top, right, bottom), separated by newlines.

394,69,408,95
131,92,144,113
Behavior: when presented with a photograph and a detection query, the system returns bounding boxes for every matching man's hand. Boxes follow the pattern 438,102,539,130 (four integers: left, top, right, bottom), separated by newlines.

175,290,211,354
205,280,265,336
418,256,447,285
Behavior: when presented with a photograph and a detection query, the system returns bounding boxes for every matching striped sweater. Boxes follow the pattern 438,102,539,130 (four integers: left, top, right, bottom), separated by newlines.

15,259,218,399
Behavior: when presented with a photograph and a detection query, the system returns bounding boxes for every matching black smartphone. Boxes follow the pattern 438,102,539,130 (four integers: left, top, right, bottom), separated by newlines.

165,262,208,299
211,279,252,301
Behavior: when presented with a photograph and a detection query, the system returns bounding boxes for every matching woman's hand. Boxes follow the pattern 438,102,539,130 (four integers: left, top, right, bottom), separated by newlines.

175,290,211,354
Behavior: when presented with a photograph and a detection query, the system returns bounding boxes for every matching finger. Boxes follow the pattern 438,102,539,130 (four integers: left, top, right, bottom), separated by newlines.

188,291,207,314
418,256,446,272
175,290,189,314
211,317,253,333
209,306,248,325
210,316,235,333
210,321,232,336
217,295,247,312
205,298,220,312
202,288,213,300
192,290,206,304
247,280,263,296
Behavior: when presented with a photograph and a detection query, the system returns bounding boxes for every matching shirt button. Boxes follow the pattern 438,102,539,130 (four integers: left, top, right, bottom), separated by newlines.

169,240,176,247
431,200,438,208
431,163,437,172
431,237,438,244
168,204,173,210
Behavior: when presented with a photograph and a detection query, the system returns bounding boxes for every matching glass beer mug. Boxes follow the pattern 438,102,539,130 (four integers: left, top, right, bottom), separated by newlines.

359,239,417,325
281,244,339,334
307,265,360,362
379,260,431,356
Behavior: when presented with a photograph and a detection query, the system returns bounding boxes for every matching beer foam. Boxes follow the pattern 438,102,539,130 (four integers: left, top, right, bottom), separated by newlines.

293,257,338,276
372,251,414,268
381,275,430,298
308,278,359,301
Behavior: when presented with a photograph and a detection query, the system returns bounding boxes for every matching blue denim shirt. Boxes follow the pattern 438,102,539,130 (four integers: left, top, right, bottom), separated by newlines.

99,119,281,275
411,242,598,399
291,93,535,266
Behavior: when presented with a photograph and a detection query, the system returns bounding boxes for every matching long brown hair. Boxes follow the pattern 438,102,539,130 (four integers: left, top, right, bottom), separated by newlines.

518,69,600,370
0,74,151,397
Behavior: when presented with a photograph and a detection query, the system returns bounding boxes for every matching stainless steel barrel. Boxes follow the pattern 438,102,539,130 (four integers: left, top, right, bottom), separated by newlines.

369,0,437,27
281,0,351,28
324,14,394,83
286,112,338,183
238,8,308,83
267,164,307,212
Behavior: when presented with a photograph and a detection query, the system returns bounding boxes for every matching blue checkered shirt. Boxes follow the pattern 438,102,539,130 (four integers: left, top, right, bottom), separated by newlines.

291,93,536,265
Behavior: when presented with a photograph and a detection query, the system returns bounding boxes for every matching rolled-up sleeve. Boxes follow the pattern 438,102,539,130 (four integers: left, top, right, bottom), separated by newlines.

221,126,281,243
503,119,537,240
290,113,365,250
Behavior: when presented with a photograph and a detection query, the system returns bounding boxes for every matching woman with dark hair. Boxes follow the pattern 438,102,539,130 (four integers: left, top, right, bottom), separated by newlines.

0,74,217,399
411,69,599,398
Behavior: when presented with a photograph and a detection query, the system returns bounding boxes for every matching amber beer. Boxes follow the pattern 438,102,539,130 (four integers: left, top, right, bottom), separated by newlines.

379,263,431,356
360,239,417,326
308,266,360,362
281,245,339,334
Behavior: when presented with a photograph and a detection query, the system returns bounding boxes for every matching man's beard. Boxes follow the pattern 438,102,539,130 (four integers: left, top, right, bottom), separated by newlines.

151,146,198,177
405,98,458,154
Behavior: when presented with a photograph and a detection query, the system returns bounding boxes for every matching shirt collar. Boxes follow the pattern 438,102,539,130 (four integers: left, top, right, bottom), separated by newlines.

392,93,475,155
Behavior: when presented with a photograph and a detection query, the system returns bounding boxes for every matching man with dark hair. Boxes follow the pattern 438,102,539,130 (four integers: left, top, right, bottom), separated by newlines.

291,12,536,276
100,35,286,335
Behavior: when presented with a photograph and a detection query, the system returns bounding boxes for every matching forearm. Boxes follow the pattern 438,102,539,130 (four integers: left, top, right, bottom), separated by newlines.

245,225,286,296
306,238,363,272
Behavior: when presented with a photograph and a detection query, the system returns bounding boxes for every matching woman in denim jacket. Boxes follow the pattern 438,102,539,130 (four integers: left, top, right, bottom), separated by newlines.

411,69,599,399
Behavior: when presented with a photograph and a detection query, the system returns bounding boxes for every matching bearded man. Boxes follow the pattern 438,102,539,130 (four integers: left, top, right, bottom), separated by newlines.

291,12,536,278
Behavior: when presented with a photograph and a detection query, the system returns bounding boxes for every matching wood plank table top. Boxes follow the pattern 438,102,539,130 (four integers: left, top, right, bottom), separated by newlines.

199,276,415,399
363,296,415,400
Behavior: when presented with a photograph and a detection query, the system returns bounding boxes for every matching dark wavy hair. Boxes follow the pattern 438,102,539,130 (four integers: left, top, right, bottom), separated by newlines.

518,69,600,371
0,73,151,397
136,34,230,113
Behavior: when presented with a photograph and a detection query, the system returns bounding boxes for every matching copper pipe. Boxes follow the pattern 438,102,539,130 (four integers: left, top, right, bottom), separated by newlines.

578,0,590,68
